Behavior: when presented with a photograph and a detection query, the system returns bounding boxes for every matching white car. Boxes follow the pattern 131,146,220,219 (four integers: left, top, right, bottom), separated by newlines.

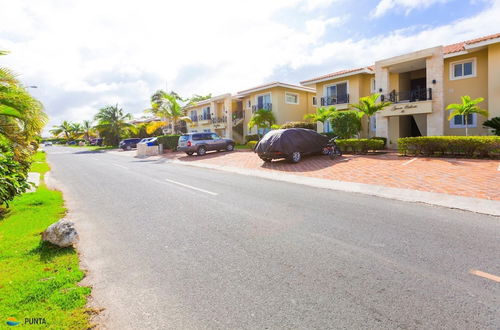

44,141,53,146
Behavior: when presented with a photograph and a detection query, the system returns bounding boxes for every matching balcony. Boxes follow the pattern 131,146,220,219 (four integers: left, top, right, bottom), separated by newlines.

211,116,227,126
198,113,212,121
251,103,272,113
381,88,432,103
232,111,244,125
320,94,349,106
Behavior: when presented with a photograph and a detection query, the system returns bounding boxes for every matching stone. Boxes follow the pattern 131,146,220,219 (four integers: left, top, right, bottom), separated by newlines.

42,219,79,247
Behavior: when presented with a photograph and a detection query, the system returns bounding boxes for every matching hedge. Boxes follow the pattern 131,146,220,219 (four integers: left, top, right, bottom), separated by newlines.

336,139,385,154
398,136,500,158
245,134,260,143
157,134,181,150
370,136,387,147
246,141,258,149
280,121,316,130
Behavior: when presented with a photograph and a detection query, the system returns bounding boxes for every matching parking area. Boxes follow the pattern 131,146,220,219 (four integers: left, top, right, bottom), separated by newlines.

163,150,500,201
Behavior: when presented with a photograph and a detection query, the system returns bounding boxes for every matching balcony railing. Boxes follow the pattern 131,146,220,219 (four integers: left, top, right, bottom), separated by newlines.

232,111,244,125
381,88,432,103
211,116,227,124
251,103,272,112
198,113,212,121
320,94,349,106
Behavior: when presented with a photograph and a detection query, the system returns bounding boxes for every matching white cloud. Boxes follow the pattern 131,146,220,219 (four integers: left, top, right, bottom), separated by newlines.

371,0,450,18
0,0,498,136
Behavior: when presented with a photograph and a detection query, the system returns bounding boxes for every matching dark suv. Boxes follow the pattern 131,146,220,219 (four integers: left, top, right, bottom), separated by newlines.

177,133,235,156
119,138,142,150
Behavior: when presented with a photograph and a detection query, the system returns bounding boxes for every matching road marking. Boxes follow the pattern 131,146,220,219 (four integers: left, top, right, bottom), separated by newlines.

402,157,418,166
469,269,500,282
112,163,129,170
164,178,218,196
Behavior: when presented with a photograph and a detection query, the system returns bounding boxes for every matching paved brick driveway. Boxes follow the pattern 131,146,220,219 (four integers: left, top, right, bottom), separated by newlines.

161,150,500,201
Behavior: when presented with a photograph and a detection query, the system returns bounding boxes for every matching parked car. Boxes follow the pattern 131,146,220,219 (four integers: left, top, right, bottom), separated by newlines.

254,128,331,163
119,138,142,150
44,141,53,147
67,141,77,145
177,133,235,156
90,138,103,146
138,137,158,146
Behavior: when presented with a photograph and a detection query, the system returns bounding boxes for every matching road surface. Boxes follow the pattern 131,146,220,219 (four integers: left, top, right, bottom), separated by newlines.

45,146,500,329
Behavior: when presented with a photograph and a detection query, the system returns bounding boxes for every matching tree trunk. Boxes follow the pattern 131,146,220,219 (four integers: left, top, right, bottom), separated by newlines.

367,115,371,138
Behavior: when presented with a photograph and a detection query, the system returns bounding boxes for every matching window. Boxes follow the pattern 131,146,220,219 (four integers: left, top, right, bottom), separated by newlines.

371,78,376,93
190,110,197,121
450,58,476,80
324,120,332,133
312,96,317,106
370,116,376,132
450,113,476,128
247,100,251,108
324,82,348,105
202,106,211,120
256,93,272,110
285,92,299,104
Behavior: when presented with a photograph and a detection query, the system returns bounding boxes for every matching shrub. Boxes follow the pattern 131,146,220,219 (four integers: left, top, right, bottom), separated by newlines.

336,139,385,154
370,136,387,147
329,111,361,139
246,141,258,149
280,121,317,130
483,117,500,136
0,138,30,208
245,134,260,143
157,134,181,150
397,136,500,158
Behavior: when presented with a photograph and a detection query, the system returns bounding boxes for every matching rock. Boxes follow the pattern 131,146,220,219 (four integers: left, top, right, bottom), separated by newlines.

42,219,79,247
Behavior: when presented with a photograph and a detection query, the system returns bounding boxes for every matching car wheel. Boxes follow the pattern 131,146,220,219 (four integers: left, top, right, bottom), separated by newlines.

186,152,194,156
226,143,234,151
197,146,206,156
126,145,131,151
289,151,301,163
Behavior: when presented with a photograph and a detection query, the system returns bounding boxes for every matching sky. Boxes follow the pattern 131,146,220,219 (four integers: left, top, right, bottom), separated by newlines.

0,0,499,135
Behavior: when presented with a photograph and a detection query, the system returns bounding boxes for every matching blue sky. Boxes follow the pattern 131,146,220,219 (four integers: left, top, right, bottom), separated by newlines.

0,0,498,135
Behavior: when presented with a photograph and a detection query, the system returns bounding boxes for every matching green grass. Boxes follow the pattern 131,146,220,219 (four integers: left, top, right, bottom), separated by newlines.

0,152,91,329
235,144,252,150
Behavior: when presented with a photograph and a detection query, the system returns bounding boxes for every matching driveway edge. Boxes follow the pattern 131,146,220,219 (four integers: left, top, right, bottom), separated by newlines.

168,159,500,217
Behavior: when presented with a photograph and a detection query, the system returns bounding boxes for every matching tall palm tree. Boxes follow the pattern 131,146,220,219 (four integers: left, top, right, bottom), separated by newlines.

447,96,488,136
304,106,336,131
349,93,391,138
50,121,73,140
70,122,83,140
94,104,135,146
483,117,500,136
145,90,191,134
248,109,276,139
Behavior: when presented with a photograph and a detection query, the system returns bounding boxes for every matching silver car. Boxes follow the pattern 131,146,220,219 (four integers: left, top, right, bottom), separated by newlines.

177,133,235,156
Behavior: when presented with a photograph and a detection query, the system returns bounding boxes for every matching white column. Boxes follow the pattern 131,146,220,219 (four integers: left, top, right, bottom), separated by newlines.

375,66,389,139
426,47,444,136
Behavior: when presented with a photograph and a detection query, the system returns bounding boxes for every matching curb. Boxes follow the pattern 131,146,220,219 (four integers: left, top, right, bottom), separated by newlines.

166,159,500,217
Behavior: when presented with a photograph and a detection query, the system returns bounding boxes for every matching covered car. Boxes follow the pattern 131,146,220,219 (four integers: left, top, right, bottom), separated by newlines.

254,128,330,163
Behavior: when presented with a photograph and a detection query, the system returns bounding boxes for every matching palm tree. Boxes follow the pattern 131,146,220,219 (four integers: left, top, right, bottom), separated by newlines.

304,106,336,131
483,117,500,136
248,109,276,139
145,90,191,134
349,93,391,138
82,120,94,142
94,104,135,146
447,96,488,136
50,121,73,141
70,122,83,140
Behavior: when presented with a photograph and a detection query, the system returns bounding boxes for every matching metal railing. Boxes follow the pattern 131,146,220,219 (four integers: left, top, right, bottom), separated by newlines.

211,116,227,124
381,88,432,103
198,113,212,121
251,103,272,112
320,94,349,106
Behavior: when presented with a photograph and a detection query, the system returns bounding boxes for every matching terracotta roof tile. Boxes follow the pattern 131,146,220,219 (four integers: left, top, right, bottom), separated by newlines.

300,66,374,84
444,32,500,54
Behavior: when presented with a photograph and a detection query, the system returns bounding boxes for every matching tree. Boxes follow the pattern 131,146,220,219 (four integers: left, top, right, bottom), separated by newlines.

82,120,94,142
447,96,488,136
145,90,191,134
247,109,276,139
94,104,135,146
349,93,391,138
70,122,83,140
483,117,500,136
50,121,73,141
304,106,336,131
329,111,362,139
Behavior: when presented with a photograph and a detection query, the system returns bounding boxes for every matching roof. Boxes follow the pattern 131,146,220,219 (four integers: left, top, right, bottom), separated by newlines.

237,81,316,95
444,32,500,55
300,66,375,85
183,93,232,109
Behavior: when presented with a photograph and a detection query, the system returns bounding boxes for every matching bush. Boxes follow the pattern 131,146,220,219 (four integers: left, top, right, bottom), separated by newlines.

280,121,316,130
0,138,30,208
398,136,500,158
330,111,361,139
157,134,181,150
370,136,387,147
245,134,260,143
246,141,258,149
483,117,500,136
336,139,385,154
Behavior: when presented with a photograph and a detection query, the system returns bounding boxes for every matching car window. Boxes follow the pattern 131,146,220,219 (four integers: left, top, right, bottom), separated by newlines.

179,135,189,142
210,133,220,140
192,134,204,141
203,133,213,140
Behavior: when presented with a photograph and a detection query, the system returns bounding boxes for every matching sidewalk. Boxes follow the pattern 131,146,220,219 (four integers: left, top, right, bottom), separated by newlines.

160,150,500,216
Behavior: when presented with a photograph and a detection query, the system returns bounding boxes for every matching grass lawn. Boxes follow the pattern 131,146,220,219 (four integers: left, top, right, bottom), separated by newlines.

235,144,252,150
0,151,91,329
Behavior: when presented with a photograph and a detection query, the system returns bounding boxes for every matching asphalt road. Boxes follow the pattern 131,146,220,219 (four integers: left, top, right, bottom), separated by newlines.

45,146,500,330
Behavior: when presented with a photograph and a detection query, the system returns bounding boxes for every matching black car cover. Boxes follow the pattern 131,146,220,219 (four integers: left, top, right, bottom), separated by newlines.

254,128,330,155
